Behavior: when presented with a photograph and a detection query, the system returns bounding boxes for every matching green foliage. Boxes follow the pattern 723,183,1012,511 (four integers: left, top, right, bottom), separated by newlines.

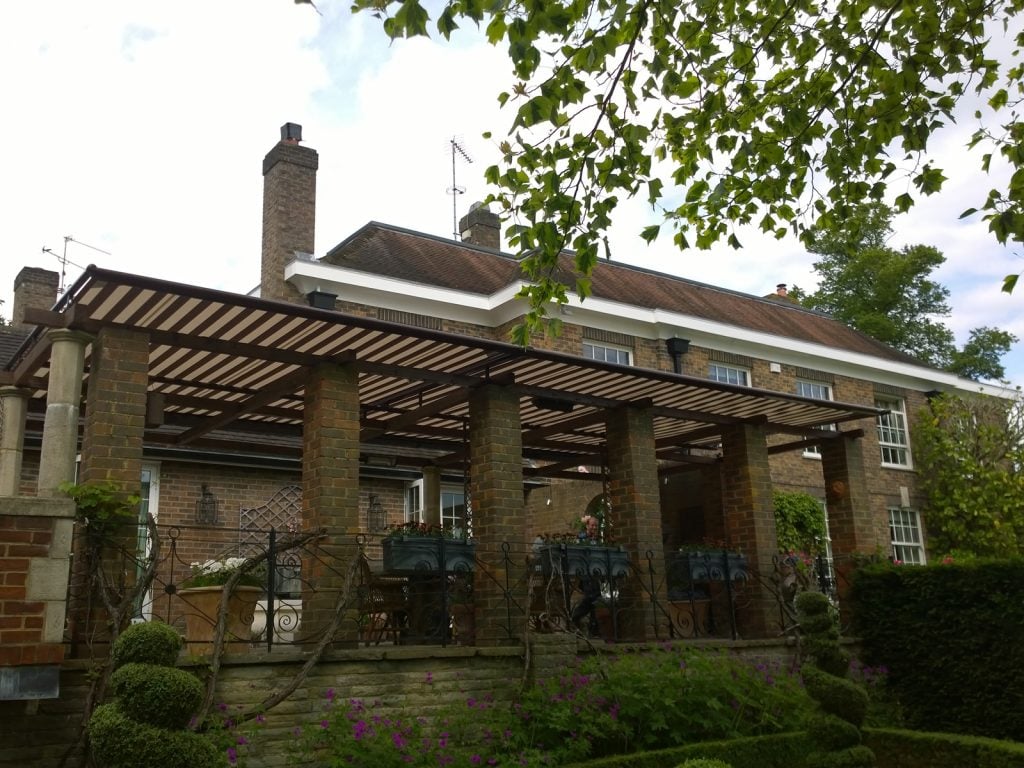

864,727,1024,768
773,492,827,555
111,621,183,667
677,759,733,768
802,667,869,729
806,745,876,768
568,732,812,768
796,204,1017,377
59,480,140,532
109,663,203,729
795,591,848,678
88,704,219,768
912,392,1024,558
851,559,1024,741
806,714,862,751
350,0,1024,335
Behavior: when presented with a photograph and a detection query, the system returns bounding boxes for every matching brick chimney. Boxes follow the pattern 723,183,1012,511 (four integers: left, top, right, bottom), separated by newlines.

458,202,501,250
12,267,59,330
261,123,318,303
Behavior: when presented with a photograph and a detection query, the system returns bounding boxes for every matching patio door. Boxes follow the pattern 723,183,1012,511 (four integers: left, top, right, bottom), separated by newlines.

132,463,161,621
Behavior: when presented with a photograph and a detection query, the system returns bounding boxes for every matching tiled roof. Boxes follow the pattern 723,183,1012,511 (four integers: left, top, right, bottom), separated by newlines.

322,223,923,367
0,327,30,369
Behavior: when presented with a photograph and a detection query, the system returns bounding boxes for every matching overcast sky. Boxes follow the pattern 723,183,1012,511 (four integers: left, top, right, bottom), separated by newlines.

2,2,1022,387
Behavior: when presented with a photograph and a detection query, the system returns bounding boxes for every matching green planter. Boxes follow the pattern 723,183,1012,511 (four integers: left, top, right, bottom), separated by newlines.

671,550,749,583
537,543,631,578
382,536,476,573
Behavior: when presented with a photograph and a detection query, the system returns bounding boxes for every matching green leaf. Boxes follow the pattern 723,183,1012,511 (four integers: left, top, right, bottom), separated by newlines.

1003,273,1020,294
641,224,660,243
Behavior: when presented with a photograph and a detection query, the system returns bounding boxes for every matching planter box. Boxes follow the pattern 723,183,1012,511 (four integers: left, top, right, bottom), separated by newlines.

382,537,476,573
536,543,631,579
669,550,748,584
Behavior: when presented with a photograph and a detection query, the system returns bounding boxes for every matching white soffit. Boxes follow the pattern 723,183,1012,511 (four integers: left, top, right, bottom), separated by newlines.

286,259,1014,399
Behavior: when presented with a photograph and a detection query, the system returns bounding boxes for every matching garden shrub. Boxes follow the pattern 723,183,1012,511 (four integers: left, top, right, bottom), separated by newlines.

851,559,1024,742
564,732,812,768
109,662,203,729
88,622,216,768
802,667,868,727
805,714,862,751
677,759,733,768
864,727,1024,768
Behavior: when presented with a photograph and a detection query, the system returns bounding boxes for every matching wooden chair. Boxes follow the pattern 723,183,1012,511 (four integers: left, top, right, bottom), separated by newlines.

357,556,408,645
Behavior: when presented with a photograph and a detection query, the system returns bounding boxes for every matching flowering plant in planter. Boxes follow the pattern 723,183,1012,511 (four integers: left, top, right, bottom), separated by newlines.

383,520,469,541
181,557,265,589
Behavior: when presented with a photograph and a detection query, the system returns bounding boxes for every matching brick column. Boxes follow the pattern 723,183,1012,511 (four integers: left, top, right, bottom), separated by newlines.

68,328,149,654
0,387,31,496
422,465,441,526
606,404,666,641
36,330,91,497
468,383,524,646
79,328,149,489
820,432,880,616
300,363,361,643
720,421,777,636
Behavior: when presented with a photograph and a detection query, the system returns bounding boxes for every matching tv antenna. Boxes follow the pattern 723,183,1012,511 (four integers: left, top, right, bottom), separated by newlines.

447,137,473,240
42,236,111,294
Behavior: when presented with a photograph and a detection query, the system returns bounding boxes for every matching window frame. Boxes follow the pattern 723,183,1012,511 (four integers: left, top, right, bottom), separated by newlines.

708,362,750,387
582,341,632,366
876,396,912,469
888,506,926,564
796,380,835,457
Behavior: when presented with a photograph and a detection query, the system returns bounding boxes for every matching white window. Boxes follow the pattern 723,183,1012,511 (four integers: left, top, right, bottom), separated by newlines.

709,363,750,386
133,463,161,621
876,397,912,468
796,380,834,457
583,341,631,366
406,480,467,536
888,507,926,564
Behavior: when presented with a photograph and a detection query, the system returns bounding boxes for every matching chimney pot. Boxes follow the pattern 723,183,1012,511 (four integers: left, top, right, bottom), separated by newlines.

281,122,303,143
776,283,787,297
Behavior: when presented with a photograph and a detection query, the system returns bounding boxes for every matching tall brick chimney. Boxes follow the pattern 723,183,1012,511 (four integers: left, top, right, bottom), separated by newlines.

11,267,59,330
261,123,318,303
458,202,501,250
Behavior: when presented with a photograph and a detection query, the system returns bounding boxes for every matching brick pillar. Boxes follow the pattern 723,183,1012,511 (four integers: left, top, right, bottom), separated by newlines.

11,267,59,331
68,328,149,654
468,383,524,646
261,123,318,304
720,421,778,636
36,330,91,497
820,433,880,616
79,327,149,489
606,405,667,641
0,387,31,496
422,465,441,526
300,362,361,643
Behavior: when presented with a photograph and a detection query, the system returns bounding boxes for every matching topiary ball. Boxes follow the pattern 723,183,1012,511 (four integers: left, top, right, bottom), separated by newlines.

796,590,832,617
111,621,183,668
803,666,869,727
110,662,203,729
88,703,220,768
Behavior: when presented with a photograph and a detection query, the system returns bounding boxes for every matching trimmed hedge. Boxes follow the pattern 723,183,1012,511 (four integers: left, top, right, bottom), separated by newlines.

850,559,1024,742
110,620,183,667
564,732,811,768
88,704,220,768
109,662,203,729
864,728,1024,768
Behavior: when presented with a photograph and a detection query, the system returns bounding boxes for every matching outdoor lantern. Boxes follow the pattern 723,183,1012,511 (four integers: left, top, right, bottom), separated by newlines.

195,484,219,525
367,494,386,532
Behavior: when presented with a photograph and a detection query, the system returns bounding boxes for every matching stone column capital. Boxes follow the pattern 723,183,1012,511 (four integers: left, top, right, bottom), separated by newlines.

45,328,93,347
0,386,32,400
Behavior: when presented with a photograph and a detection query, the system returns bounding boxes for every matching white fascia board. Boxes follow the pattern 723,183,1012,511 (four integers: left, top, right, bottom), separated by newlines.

286,259,1014,398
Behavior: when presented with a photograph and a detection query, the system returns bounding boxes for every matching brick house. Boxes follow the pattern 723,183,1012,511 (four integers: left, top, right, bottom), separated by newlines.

0,123,1011,687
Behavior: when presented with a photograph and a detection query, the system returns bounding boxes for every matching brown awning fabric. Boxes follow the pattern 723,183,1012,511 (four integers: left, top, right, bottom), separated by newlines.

3,266,882,472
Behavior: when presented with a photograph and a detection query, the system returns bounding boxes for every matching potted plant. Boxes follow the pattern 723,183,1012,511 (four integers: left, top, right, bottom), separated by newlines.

533,514,631,579
381,521,476,574
178,557,265,654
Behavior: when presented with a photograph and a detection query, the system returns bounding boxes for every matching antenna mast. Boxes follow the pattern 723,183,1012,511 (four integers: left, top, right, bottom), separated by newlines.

447,137,473,240
42,236,112,294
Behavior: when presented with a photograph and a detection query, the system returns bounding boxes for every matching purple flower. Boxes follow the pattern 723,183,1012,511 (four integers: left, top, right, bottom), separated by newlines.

226,747,238,765
320,719,329,729
326,688,336,702
471,756,482,765
425,672,434,684
236,735,249,745
218,703,229,712
393,732,408,748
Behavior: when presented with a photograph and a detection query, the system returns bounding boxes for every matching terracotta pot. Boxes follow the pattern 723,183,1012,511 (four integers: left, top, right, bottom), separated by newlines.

179,585,262,655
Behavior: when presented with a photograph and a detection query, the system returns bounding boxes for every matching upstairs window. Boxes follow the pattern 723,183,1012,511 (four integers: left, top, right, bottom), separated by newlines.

583,341,632,366
876,397,911,468
797,380,835,457
709,363,750,387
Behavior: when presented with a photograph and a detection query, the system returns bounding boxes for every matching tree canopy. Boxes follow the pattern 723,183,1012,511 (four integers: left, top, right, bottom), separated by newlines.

913,392,1024,559
791,203,1018,380
345,0,1024,338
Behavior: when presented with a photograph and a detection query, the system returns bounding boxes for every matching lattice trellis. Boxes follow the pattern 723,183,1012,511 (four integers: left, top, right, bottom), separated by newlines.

239,484,301,547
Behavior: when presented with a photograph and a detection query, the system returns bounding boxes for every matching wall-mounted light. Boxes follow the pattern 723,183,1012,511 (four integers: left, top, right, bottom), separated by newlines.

665,337,690,374
367,494,386,531
195,484,219,525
